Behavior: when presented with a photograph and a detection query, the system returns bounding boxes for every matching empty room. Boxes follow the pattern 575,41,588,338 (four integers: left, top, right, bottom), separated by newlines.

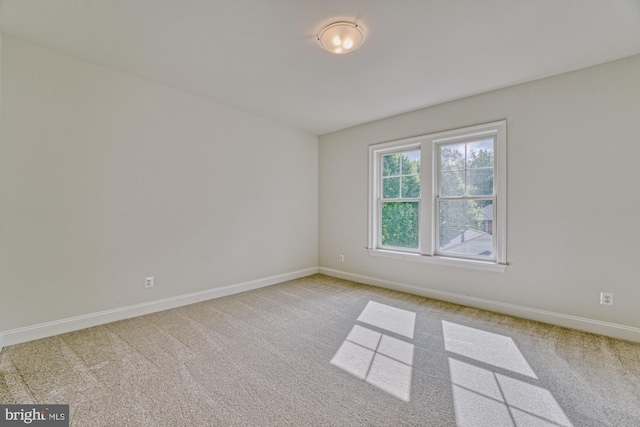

1,1,639,426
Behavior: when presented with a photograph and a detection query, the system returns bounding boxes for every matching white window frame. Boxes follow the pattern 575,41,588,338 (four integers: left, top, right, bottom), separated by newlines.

376,143,422,253
368,121,507,272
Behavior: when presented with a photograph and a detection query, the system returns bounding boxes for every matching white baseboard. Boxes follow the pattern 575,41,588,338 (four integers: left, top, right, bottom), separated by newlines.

0,267,318,352
319,267,640,343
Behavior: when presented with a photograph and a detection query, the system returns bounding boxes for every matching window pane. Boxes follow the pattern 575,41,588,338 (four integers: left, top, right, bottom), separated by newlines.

381,202,419,249
466,168,493,196
467,139,494,169
441,144,465,171
382,153,400,176
402,176,420,198
439,200,493,257
440,170,465,197
383,177,400,198
402,150,421,174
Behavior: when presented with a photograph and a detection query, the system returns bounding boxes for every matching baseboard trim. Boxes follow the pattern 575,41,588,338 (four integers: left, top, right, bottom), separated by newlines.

0,267,319,351
319,267,640,343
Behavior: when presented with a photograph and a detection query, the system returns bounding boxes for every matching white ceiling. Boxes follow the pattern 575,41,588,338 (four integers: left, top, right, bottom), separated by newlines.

1,0,639,135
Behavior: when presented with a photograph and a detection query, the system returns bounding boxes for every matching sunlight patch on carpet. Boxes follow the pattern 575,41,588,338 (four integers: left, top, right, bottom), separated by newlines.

331,301,416,401
357,301,416,339
442,320,537,378
444,321,573,427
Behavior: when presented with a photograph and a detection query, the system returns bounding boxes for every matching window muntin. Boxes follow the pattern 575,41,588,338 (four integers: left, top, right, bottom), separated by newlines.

436,138,496,261
379,150,421,251
368,121,506,268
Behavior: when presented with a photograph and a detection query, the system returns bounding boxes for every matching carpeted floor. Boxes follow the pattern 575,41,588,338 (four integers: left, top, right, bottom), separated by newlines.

1,274,639,426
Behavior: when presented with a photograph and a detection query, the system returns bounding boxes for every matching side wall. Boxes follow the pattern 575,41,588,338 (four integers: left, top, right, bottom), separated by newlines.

0,37,318,339
319,54,640,341
0,31,3,349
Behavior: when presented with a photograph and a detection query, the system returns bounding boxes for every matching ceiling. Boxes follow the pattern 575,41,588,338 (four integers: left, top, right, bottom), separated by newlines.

1,0,639,135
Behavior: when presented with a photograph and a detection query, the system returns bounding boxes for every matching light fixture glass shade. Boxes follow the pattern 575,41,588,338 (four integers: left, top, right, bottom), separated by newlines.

318,22,364,54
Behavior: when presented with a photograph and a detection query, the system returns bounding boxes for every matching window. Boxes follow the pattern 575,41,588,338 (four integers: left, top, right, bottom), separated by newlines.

368,121,506,271
379,149,421,250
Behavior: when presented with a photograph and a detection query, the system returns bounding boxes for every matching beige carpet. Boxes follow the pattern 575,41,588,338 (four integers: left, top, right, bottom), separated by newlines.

1,274,639,426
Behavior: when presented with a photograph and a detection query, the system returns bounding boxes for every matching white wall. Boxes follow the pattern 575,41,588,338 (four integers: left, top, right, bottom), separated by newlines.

0,36,318,333
319,54,640,339
0,31,3,343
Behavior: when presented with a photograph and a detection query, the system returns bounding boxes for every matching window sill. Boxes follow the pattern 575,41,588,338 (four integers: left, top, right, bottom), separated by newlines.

367,249,507,273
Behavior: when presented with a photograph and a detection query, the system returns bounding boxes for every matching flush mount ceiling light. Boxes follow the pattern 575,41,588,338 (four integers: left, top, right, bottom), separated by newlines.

317,22,364,54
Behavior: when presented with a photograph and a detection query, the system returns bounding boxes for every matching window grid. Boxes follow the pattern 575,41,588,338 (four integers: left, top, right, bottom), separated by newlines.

367,120,506,269
378,149,421,252
436,138,496,261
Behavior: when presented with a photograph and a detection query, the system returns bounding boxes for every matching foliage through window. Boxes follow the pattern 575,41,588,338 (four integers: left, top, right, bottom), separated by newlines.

380,150,420,249
368,121,506,268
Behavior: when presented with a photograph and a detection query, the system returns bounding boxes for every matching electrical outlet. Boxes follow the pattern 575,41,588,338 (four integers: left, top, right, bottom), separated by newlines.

600,292,613,306
145,276,154,288
339,254,345,262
